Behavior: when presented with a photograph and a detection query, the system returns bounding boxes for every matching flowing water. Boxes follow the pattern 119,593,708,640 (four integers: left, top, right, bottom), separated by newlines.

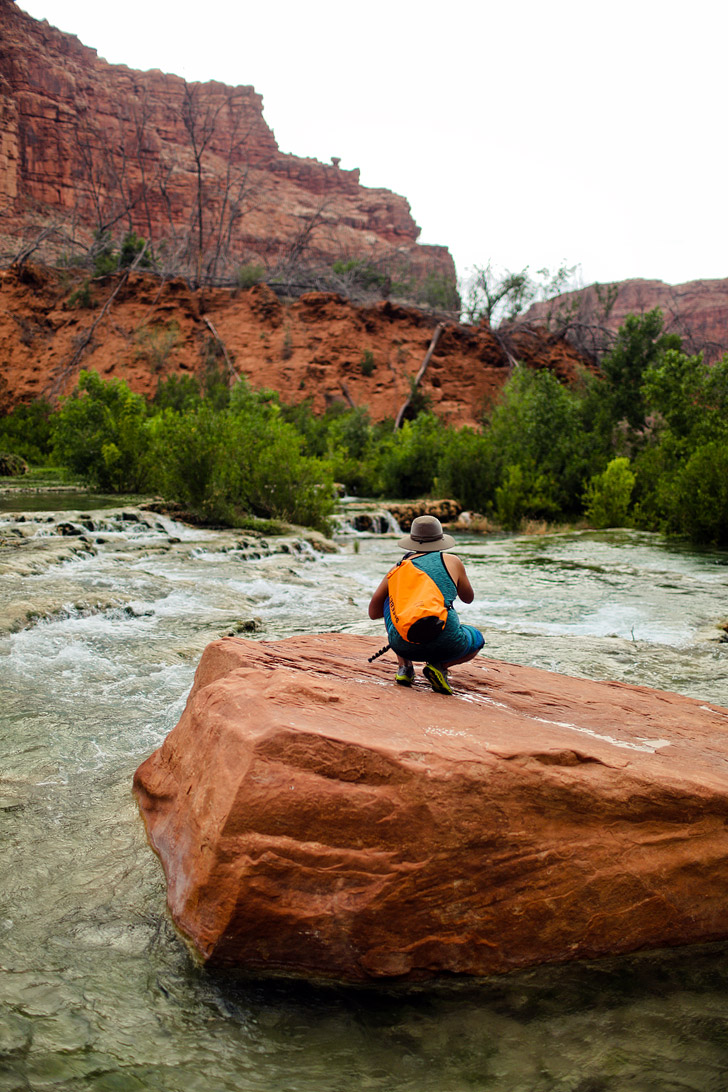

2,500,728,1092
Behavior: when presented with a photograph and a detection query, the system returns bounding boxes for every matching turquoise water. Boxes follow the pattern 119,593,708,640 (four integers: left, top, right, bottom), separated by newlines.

2,510,728,1091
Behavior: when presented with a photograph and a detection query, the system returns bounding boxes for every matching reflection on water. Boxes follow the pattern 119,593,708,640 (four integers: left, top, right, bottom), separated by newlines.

2,511,728,1090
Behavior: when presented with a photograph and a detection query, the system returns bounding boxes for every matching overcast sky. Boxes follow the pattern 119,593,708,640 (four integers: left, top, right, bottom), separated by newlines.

14,0,728,291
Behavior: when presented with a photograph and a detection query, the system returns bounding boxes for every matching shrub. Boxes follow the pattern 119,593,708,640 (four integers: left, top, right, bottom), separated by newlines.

52,371,153,492
134,322,180,372
68,280,93,309
0,453,29,476
0,400,54,464
437,427,496,511
672,443,728,546
377,414,448,498
237,262,266,289
486,367,594,516
418,272,460,312
151,373,203,413
583,457,636,528
149,388,335,532
360,350,375,377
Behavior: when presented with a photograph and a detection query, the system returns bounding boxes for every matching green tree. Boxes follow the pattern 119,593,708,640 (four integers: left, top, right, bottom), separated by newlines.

486,367,593,516
600,309,681,431
0,400,54,464
583,457,636,528
52,371,153,492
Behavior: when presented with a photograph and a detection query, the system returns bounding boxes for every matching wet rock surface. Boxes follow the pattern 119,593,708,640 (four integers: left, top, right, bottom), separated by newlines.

134,633,728,983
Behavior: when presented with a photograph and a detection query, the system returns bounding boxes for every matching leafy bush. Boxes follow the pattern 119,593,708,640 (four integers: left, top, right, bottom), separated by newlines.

486,367,594,516
436,427,496,511
360,350,375,377
237,262,266,289
149,379,335,531
134,322,180,372
52,371,153,492
68,281,93,309
673,443,728,545
376,414,448,498
0,400,54,464
583,457,636,528
418,272,460,312
0,453,29,476
152,373,203,413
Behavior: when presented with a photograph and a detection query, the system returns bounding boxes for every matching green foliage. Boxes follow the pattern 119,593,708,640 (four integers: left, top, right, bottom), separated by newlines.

149,382,334,531
418,272,460,311
134,322,180,372
332,259,389,292
583,457,636,528
52,371,153,492
672,443,728,545
0,400,54,464
600,309,681,430
21,310,728,544
237,262,266,289
91,231,152,277
360,350,375,377
119,231,152,269
436,427,496,511
376,414,448,498
68,280,93,309
92,233,119,277
152,373,203,413
485,367,594,516
0,452,29,477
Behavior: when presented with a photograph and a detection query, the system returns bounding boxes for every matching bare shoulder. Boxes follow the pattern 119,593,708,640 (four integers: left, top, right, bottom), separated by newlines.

442,551,474,603
442,552,465,578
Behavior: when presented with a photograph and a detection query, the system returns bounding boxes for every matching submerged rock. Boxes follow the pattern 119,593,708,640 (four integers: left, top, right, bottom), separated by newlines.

133,634,728,983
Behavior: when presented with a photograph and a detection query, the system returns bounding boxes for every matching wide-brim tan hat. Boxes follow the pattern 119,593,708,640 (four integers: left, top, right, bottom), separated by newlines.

397,514,455,552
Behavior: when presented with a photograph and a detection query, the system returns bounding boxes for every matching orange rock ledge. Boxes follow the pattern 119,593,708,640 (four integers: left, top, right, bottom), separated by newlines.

133,634,728,983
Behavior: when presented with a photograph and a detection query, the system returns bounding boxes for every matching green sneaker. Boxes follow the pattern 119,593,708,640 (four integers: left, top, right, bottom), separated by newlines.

395,664,415,686
423,663,453,695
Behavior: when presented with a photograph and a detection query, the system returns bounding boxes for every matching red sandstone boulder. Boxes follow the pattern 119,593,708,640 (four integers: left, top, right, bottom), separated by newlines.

133,634,728,983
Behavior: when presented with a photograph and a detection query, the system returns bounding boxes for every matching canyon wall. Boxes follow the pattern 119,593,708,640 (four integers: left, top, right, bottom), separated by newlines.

524,277,728,363
0,263,588,425
0,0,454,288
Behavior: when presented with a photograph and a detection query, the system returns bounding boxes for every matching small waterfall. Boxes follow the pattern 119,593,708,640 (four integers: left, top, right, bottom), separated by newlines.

333,505,402,536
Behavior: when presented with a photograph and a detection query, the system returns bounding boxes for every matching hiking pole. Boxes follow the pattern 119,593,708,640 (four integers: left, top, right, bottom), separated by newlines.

368,643,391,663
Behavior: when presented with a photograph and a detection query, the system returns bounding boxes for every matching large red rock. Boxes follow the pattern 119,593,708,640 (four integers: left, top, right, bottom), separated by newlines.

133,634,728,983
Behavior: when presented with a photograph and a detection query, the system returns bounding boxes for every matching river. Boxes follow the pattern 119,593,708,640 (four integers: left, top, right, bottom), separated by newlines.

2,499,728,1091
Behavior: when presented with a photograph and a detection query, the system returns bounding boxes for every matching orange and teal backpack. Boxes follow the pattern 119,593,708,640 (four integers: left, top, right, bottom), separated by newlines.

386,557,450,643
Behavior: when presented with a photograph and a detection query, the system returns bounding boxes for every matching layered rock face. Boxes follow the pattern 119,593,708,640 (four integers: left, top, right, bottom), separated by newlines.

524,277,728,362
134,634,728,983
0,0,453,285
0,264,587,422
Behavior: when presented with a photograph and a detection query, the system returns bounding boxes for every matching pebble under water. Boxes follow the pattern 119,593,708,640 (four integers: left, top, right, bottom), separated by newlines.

2,505,728,1092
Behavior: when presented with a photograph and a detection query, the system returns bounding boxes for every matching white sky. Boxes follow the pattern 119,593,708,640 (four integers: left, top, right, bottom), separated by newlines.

14,0,728,290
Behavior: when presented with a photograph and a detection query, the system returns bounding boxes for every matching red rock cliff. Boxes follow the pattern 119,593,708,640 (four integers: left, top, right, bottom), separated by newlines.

0,0,454,286
524,277,728,363
0,263,588,423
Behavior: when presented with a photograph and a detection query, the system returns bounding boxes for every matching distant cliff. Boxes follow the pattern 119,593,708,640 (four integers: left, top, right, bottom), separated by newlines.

0,0,455,290
523,277,728,363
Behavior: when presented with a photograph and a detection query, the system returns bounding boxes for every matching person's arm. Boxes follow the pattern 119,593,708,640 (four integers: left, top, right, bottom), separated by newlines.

368,575,389,619
443,553,475,603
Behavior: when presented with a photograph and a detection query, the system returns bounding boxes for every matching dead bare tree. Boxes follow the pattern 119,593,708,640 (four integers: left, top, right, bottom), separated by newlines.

179,82,227,286
46,240,150,400
394,323,446,430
